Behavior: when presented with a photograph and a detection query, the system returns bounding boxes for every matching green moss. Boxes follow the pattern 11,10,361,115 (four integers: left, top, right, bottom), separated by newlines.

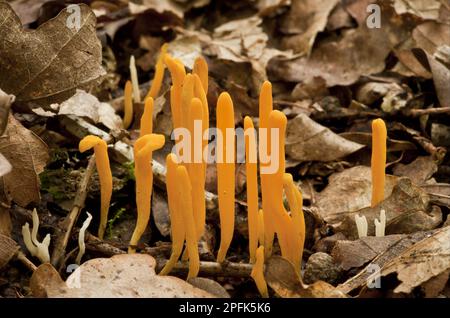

122,161,135,181
106,207,126,239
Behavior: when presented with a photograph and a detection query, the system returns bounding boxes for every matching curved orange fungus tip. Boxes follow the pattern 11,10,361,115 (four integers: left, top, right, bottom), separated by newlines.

78,135,112,240
164,54,186,87
159,153,185,275
251,246,269,298
283,172,305,276
193,56,208,93
371,118,387,207
140,96,154,137
129,134,165,253
177,165,200,279
146,43,168,100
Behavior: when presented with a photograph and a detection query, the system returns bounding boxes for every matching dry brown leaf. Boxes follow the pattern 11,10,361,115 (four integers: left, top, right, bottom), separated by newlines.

336,229,435,294
314,166,398,222
334,178,441,239
129,0,209,18
167,35,203,69
257,0,290,16
129,0,184,18
420,183,450,208
379,225,450,294
9,0,54,25
0,88,15,136
31,254,215,298
285,114,364,162
331,235,405,270
413,22,450,56
0,3,105,110
0,234,19,269
420,269,450,297
431,123,450,147
187,277,230,298
393,156,438,184
0,114,49,206
426,52,450,108
279,0,339,55
393,0,443,20
326,2,353,31
203,16,294,89
340,132,417,153
269,24,391,86
269,5,414,86
264,256,347,298
57,90,123,131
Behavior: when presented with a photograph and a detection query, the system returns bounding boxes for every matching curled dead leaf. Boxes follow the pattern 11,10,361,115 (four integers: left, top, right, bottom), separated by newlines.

379,226,450,294
264,256,347,298
31,254,215,298
285,114,364,162
0,3,106,110
0,114,49,206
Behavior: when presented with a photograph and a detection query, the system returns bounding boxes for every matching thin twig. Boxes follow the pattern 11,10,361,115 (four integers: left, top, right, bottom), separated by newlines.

406,107,450,117
156,260,253,278
82,233,252,278
51,155,96,268
393,122,447,163
16,251,37,272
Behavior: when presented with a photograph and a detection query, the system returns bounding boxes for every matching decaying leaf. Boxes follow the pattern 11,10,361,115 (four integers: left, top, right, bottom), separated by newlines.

378,225,450,294
0,3,106,110
264,256,347,298
393,156,437,184
279,0,339,55
285,114,364,162
420,183,450,208
334,178,441,239
203,16,294,89
8,0,55,25
0,114,49,206
431,123,450,147
393,0,443,21
315,166,398,222
336,229,436,294
269,5,415,86
0,88,15,136
56,90,123,131
340,132,417,153
187,277,230,298
31,254,215,298
331,235,404,271
0,234,19,269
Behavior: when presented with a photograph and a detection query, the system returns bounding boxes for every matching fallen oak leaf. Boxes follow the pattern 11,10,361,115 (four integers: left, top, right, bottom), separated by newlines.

31,254,215,298
372,225,450,295
279,0,339,55
0,3,106,111
336,229,437,294
285,114,364,162
264,256,347,298
314,166,398,221
331,235,405,271
334,178,441,239
0,114,49,206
